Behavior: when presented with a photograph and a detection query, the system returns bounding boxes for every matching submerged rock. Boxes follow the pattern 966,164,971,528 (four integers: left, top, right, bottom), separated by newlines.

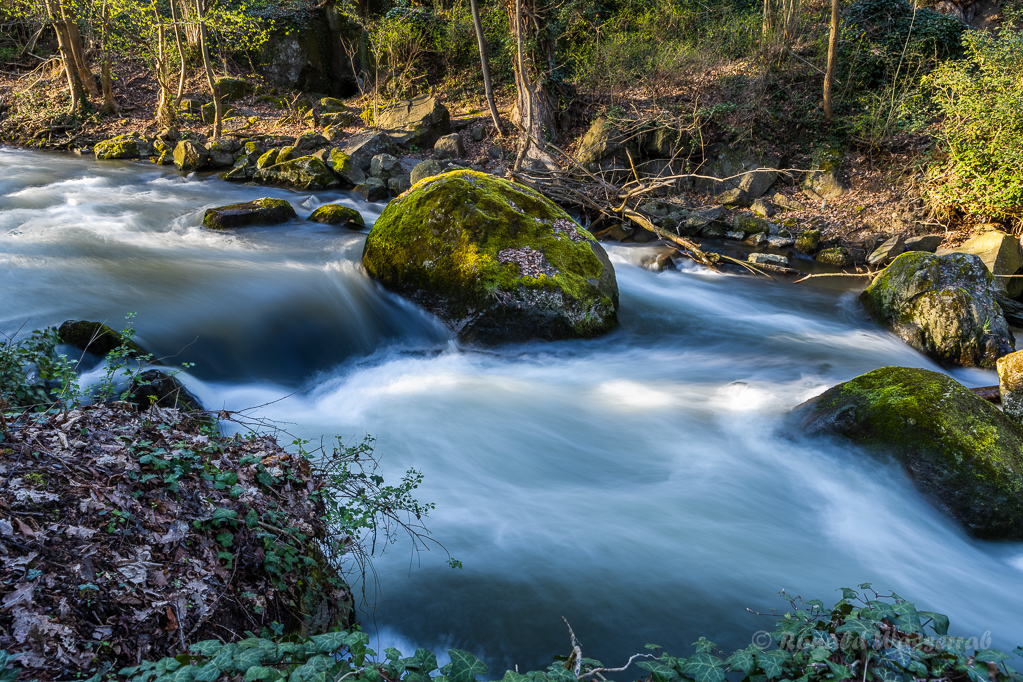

362,170,619,343
795,366,1023,540
862,251,1014,368
173,139,209,172
308,204,365,229
203,198,297,230
57,320,145,356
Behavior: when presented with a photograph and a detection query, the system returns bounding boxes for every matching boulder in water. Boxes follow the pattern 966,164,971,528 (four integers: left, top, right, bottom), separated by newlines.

203,198,297,230
125,369,204,412
57,320,146,356
94,134,143,160
308,204,365,229
173,139,209,172
362,169,619,343
862,251,1014,368
941,230,1023,298
795,366,1023,540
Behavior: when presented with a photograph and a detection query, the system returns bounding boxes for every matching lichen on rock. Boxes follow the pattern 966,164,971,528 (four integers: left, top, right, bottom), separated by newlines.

794,366,1023,540
362,170,619,343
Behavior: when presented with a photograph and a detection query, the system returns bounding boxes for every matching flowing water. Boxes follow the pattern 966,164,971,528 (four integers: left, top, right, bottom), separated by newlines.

2,146,1022,672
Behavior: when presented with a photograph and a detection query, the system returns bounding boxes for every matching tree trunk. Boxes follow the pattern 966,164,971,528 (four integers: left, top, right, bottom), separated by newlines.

196,0,222,138
823,0,839,122
43,0,85,112
154,11,175,125
506,0,557,168
170,0,187,103
58,1,99,98
100,0,118,115
469,0,503,135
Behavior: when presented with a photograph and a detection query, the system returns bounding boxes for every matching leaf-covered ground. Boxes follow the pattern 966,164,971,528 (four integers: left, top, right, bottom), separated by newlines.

0,404,354,679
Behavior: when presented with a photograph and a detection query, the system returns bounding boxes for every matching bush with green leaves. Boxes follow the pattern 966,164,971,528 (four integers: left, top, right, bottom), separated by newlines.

5,584,1015,682
922,28,1023,224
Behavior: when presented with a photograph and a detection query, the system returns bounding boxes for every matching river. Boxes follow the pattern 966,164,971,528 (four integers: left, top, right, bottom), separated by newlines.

1,146,1021,672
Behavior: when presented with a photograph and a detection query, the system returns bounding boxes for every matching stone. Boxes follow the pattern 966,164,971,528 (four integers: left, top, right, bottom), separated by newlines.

294,131,329,152
341,131,398,171
767,237,795,248
178,98,203,117
375,95,451,148
725,231,745,240
201,102,236,124
319,97,347,112
276,145,296,163
695,148,778,200
770,192,805,211
362,170,619,343
795,229,821,254
387,174,412,195
862,251,1014,368
905,234,943,253
998,351,1023,422
256,148,282,170
815,247,851,266
308,204,365,229
750,197,775,217
943,231,1023,298
716,187,749,208
254,156,339,190
867,235,906,266
321,149,364,187
744,233,768,247
575,117,626,167
734,213,770,234
324,125,348,143
94,134,141,160
471,127,486,142
157,127,179,142
434,133,465,160
214,77,254,101
57,320,146,356
487,145,503,160
370,153,400,179
206,138,238,168
321,110,358,127
354,177,389,201
410,159,444,185
125,369,204,412
203,197,297,230
173,140,209,172
802,150,849,200
152,140,173,165
794,366,1023,540
749,253,788,266
223,116,255,133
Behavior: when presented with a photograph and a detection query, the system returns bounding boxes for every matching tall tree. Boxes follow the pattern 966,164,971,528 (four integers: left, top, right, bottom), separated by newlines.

504,0,558,168
41,0,86,112
469,0,503,135
823,0,839,122
170,0,187,103
195,0,223,138
100,0,119,115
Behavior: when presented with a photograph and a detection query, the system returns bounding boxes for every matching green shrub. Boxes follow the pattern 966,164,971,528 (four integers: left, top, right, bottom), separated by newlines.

923,28,1023,223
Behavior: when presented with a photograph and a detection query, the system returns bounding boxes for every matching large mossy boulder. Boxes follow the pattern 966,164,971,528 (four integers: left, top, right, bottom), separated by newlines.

254,155,338,190
362,170,619,343
862,251,1014,368
173,139,209,172
795,366,1023,540
203,197,297,230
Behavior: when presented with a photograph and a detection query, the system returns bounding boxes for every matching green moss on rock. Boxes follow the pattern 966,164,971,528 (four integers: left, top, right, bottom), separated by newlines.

94,134,140,160
254,156,338,190
815,246,851,266
362,170,619,343
309,204,365,229
862,251,1014,368
203,197,297,230
795,366,1023,539
57,320,146,356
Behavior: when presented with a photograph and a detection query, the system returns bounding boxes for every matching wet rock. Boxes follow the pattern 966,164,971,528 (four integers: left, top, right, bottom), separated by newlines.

815,246,851,266
795,229,821,254
125,369,204,412
795,366,1023,540
57,320,146,356
362,170,618,343
327,149,367,186
862,251,1014,368
173,139,209,172
749,253,788,266
434,133,465,160
203,197,297,230
725,230,745,240
767,236,795,248
867,235,906,265
744,233,768,247
308,204,365,229
375,94,450,147
998,351,1023,422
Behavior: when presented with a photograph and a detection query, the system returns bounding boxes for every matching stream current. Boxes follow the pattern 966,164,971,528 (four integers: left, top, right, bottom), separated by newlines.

2,146,1022,671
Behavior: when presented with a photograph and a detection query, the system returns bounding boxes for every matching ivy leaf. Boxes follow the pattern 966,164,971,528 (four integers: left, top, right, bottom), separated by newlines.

408,647,439,672
975,649,1012,663
307,632,348,655
243,667,276,682
190,641,225,657
501,671,533,682
919,611,950,637
839,588,859,601
824,661,851,680
754,649,790,680
385,648,403,662
637,660,679,682
835,620,878,640
680,652,725,682
193,662,222,682
692,638,716,653
724,646,756,674
229,648,267,672
443,650,488,682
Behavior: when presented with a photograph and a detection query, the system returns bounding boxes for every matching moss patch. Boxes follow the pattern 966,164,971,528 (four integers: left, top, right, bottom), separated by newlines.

309,204,365,229
362,170,619,343
796,366,1023,539
94,134,140,160
203,197,297,230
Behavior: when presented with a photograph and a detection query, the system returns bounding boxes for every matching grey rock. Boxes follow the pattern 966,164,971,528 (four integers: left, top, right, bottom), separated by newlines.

749,253,788,266
725,231,745,240
388,174,412,195
905,235,943,253
434,133,466,160
868,235,907,266
410,159,444,185
354,177,389,201
745,233,768,247
942,231,1023,298
375,94,451,147
370,153,400,179
767,237,795,248
342,131,398,171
